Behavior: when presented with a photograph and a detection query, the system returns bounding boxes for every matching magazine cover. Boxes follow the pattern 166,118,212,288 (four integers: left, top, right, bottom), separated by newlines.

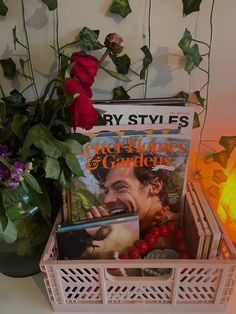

90,102,194,139
66,132,191,234
72,97,194,136
56,213,139,260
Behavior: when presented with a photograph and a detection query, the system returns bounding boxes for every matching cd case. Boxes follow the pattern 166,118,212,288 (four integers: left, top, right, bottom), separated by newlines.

56,213,139,260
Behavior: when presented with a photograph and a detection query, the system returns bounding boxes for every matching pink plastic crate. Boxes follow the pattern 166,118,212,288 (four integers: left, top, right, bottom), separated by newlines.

40,212,236,313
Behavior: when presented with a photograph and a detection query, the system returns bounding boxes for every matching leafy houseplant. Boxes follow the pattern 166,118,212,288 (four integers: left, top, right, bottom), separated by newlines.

0,0,152,277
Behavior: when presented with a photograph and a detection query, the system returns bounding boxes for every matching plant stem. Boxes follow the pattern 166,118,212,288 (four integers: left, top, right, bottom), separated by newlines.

126,83,146,92
192,38,210,49
0,156,12,169
55,6,60,72
129,68,141,77
59,39,81,51
16,70,33,81
21,83,34,94
21,0,39,99
194,0,215,178
144,0,152,98
99,49,109,66
0,84,5,98
197,66,208,74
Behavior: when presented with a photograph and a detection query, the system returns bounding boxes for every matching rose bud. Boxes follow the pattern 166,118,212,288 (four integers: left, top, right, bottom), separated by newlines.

104,33,124,55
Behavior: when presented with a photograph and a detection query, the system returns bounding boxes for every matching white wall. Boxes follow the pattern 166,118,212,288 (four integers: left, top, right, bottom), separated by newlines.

1,0,236,184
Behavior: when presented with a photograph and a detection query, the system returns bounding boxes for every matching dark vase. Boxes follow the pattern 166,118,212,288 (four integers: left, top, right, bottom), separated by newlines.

0,180,62,278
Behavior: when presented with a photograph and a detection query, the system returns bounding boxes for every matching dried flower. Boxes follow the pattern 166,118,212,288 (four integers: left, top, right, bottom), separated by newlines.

104,33,124,54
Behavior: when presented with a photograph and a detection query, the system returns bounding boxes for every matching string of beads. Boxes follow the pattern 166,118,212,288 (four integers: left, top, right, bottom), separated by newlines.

115,220,190,260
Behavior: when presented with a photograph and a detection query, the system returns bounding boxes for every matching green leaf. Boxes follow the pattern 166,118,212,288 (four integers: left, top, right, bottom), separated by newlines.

23,172,43,194
219,136,236,155
22,123,71,160
109,53,130,74
11,114,28,138
41,0,58,10
19,58,29,79
44,156,61,180
178,29,192,55
13,26,18,50
0,218,17,243
193,112,200,129
58,159,74,188
112,86,130,100
2,89,26,107
100,65,131,82
1,188,22,221
212,170,227,184
182,0,202,16
189,90,205,107
64,139,83,154
212,150,230,168
0,58,16,79
140,45,153,80
26,181,52,219
65,154,83,177
0,0,8,16
185,44,202,74
174,91,189,101
0,123,12,143
78,27,100,50
109,0,132,18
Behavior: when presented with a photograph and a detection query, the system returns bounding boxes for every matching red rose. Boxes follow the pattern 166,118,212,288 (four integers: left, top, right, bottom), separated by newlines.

64,77,92,98
71,53,99,78
70,95,98,131
71,53,99,86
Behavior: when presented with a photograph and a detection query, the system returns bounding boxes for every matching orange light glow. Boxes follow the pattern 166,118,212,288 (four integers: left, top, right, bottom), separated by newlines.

217,162,236,243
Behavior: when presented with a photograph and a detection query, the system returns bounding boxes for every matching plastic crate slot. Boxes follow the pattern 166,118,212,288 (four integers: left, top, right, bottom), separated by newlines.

180,275,187,282
76,268,85,275
69,276,76,283
61,269,68,275
196,268,204,274
200,293,206,299
65,286,70,292
72,287,77,292
187,276,195,282
84,269,92,274
76,276,85,282
188,268,196,274
68,268,76,275
195,276,203,282
62,276,69,283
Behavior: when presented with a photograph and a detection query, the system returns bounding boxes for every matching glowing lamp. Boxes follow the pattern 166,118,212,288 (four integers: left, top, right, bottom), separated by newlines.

217,162,236,243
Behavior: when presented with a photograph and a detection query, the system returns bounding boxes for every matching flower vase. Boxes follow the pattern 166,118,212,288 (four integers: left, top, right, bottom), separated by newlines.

0,188,55,278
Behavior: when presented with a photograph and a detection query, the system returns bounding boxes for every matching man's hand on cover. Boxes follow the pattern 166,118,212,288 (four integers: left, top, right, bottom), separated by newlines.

85,205,110,219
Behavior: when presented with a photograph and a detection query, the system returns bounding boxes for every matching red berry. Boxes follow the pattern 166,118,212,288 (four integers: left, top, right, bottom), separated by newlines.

118,252,129,259
176,240,187,252
144,233,156,245
166,221,177,233
149,226,162,238
179,252,191,259
160,224,171,237
175,228,185,240
135,240,149,254
128,247,140,259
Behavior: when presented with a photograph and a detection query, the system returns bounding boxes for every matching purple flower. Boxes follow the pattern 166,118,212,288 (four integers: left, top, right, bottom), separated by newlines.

8,161,29,190
0,163,9,181
0,144,9,160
